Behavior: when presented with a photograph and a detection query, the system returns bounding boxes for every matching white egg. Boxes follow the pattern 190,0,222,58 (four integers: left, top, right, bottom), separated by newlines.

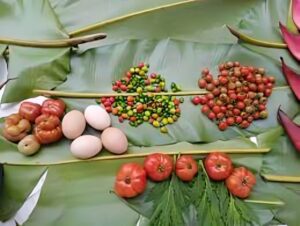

101,127,128,154
62,110,86,139
70,135,102,159
84,105,111,130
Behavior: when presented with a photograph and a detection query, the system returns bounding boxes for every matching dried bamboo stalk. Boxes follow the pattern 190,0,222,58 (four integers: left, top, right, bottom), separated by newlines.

0,33,106,48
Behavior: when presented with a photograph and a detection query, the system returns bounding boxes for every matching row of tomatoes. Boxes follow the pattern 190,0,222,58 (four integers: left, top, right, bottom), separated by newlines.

114,152,256,199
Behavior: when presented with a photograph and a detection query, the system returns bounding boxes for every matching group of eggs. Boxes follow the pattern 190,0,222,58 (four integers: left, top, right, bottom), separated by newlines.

62,105,128,159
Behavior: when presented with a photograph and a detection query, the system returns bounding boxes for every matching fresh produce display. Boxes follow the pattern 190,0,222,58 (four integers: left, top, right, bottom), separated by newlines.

17,135,41,156
175,155,198,181
2,114,31,142
114,163,147,198
2,1,300,225
193,62,275,131
204,152,233,181
144,153,174,181
225,167,256,199
99,63,183,133
100,127,128,154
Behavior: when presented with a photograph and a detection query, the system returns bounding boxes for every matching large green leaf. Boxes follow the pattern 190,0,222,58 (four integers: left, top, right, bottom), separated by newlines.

0,0,70,103
0,165,46,221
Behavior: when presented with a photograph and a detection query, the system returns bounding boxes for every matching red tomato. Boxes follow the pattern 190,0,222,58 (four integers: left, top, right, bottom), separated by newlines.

204,152,233,181
144,153,173,181
175,155,198,181
41,99,65,118
226,167,256,198
114,163,147,198
34,114,63,144
19,102,41,122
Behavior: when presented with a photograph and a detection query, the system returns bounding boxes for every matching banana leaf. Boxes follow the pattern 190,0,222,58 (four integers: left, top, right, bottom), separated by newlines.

0,0,300,225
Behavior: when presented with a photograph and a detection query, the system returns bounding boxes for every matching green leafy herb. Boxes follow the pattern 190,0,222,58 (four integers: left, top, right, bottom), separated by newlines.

148,173,189,226
192,161,225,226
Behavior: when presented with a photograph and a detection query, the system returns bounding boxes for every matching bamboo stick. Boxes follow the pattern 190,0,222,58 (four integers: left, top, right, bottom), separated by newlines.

4,148,270,166
69,0,197,36
33,89,209,98
261,174,300,183
0,33,106,48
227,25,287,49
244,199,284,206
33,86,289,98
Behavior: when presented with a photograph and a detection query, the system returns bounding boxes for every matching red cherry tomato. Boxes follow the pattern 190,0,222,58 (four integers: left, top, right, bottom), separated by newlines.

114,163,147,198
225,167,256,199
204,152,233,181
144,153,173,181
175,155,198,181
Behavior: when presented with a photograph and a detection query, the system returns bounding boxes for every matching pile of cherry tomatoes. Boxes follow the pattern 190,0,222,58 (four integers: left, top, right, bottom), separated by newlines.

192,61,275,131
114,152,256,199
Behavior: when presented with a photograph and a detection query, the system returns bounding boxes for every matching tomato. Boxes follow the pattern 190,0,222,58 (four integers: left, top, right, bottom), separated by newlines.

19,102,42,122
114,163,147,198
204,152,233,181
144,153,173,181
34,114,63,144
175,155,198,181
226,167,256,198
41,99,65,118
2,114,31,142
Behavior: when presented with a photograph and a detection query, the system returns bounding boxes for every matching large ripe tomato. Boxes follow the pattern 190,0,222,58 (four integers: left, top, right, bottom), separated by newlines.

41,99,65,118
175,155,198,181
34,114,63,144
226,167,256,199
114,163,147,198
204,152,233,181
144,153,173,181
19,102,41,122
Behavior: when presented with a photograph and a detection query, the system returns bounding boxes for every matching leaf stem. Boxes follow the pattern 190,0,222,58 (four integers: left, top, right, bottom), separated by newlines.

2,148,271,166
33,86,288,98
0,33,106,48
226,25,287,49
261,174,300,183
69,0,198,37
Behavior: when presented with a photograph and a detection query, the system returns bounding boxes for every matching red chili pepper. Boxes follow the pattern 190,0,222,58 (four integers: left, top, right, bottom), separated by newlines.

281,57,300,101
279,22,300,61
292,0,300,30
277,107,300,152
